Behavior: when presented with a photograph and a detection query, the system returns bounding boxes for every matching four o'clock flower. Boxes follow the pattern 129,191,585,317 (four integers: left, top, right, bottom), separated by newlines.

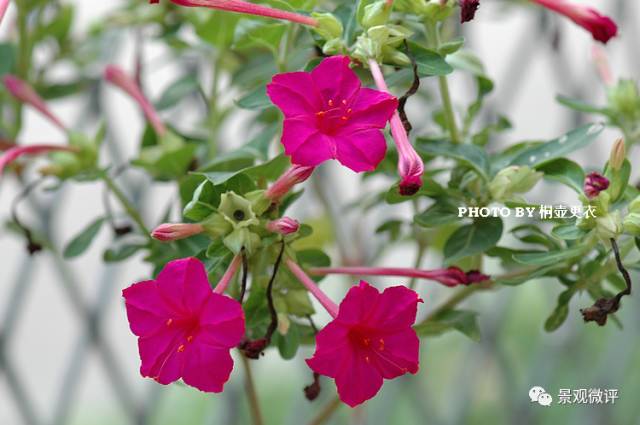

122,257,244,392
530,0,618,44
0,144,79,177
151,223,204,242
3,75,67,131
286,259,422,407
104,65,167,136
266,56,398,173
266,217,299,235
308,265,490,287
584,172,610,199
149,0,318,27
368,59,424,195
265,164,314,203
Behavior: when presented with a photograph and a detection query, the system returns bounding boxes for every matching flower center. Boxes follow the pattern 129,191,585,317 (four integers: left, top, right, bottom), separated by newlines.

233,209,245,221
315,98,353,135
166,314,200,353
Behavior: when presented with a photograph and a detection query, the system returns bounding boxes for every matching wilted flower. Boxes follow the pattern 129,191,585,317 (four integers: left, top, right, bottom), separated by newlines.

530,0,618,44
584,172,610,199
122,258,244,392
266,56,398,172
3,75,66,131
460,0,480,23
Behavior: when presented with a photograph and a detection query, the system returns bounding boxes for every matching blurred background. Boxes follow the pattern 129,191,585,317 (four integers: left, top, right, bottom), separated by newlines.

1,1,639,424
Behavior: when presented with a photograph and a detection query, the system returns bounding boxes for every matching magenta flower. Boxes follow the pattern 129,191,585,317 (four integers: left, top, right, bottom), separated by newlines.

266,217,299,235
306,281,422,407
151,223,204,242
0,0,9,25
584,172,610,199
266,56,398,173
122,257,245,392
460,0,480,23
308,265,490,287
150,0,318,27
531,0,618,44
0,144,79,177
265,164,314,203
3,75,66,131
368,60,424,195
104,65,167,136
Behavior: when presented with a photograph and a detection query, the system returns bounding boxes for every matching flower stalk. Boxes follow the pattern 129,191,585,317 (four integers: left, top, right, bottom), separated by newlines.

213,254,243,294
3,75,67,131
286,259,339,318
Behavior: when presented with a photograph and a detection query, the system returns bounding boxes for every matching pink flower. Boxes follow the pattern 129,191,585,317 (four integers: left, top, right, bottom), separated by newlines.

0,0,9,25
0,144,79,177
266,56,398,173
584,172,609,199
460,0,480,23
150,0,318,26
265,164,314,203
104,65,167,136
368,60,424,195
531,0,618,44
122,257,245,392
266,217,299,235
151,223,204,242
306,281,422,407
308,265,490,287
3,75,66,131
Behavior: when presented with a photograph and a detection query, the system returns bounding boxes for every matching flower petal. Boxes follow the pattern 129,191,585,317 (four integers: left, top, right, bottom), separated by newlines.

305,321,350,378
123,280,173,337
335,281,380,325
267,72,322,117
370,328,420,379
198,293,245,348
334,349,383,407
346,88,398,130
367,285,421,330
311,56,361,105
182,342,235,393
334,128,387,173
156,257,211,313
282,120,336,166
138,326,184,381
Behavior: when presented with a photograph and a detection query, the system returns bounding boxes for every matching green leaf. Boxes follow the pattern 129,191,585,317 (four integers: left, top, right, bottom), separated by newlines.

104,244,144,262
416,139,490,181
274,322,300,360
444,217,503,262
512,245,586,266
407,41,453,77
235,85,272,110
536,158,585,193
156,75,201,111
194,11,240,47
438,37,465,56
509,123,604,168
544,288,576,332
556,95,610,116
0,43,16,76
234,22,287,54
552,223,586,240
414,310,480,341
636,237,640,252
63,217,105,258
496,264,562,286
198,154,289,186
414,202,460,228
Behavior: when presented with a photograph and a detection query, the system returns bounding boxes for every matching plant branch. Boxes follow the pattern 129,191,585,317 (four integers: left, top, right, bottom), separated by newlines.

240,354,265,425
308,396,341,425
102,173,152,242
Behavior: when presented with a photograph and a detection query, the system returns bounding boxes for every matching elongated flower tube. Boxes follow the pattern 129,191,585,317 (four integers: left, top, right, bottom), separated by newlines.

286,259,339,318
265,164,314,203
104,65,167,136
213,254,243,294
368,59,424,196
530,0,618,44
151,223,204,241
308,266,490,287
0,144,79,177
592,45,613,86
0,0,9,25
150,0,318,27
3,75,66,131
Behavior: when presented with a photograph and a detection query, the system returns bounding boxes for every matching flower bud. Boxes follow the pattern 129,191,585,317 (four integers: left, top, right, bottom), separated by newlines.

265,165,314,203
584,172,610,199
607,80,640,122
609,138,626,171
360,1,391,29
596,212,622,241
322,38,346,55
460,0,480,24
629,196,640,214
623,213,640,236
489,166,542,201
3,75,66,131
267,217,300,235
311,12,343,40
151,223,204,242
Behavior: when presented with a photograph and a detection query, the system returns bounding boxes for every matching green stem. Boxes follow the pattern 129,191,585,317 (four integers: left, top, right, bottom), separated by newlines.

102,174,152,241
308,396,341,425
240,354,265,425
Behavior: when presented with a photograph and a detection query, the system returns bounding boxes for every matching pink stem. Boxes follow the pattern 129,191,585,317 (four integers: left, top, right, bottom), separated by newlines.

0,0,9,25
0,144,78,177
167,0,318,26
213,254,243,294
308,266,445,280
286,259,339,318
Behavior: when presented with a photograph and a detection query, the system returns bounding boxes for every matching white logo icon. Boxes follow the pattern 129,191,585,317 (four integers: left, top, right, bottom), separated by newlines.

529,386,553,406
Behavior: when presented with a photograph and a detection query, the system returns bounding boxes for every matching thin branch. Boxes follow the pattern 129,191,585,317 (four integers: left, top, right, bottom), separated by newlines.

238,248,249,303
308,396,341,425
398,41,420,134
240,354,265,425
11,177,45,254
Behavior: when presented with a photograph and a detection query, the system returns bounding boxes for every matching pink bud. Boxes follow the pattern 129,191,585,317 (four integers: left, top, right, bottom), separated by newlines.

151,223,204,242
0,0,9,25
3,75,66,131
265,165,314,203
584,172,610,199
104,65,167,136
267,217,299,235
151,0,318,27
531,0,618,44
0,144,79,177
460,0,480,24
